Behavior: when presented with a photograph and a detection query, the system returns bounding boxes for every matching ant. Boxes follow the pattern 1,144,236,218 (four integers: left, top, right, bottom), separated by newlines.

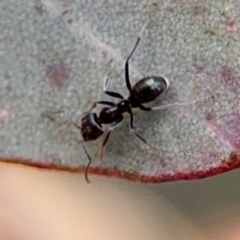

47,4,212,183
48,4,167,183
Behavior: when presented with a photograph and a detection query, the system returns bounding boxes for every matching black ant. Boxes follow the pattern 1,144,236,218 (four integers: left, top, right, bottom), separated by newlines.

48,4,167,183
47,4,212,183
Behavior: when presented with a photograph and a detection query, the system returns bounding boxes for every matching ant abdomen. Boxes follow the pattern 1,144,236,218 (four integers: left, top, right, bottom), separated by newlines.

130,76,169,105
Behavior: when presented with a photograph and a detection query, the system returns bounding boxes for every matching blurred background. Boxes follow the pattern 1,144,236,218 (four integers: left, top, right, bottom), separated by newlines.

1,163,240,240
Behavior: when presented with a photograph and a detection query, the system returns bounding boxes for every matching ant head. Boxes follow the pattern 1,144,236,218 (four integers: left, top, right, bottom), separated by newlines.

81,113,103,141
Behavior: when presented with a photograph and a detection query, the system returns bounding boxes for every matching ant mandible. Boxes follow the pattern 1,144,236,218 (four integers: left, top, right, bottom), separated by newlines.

48,4,170,183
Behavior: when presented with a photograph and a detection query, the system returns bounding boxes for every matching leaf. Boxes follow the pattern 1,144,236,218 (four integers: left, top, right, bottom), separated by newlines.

1,0,240,183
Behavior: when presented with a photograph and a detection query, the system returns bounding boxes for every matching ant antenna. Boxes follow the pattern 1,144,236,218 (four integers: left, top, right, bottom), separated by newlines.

81,141,92,184
47,110,92,183
63,112,92,184
46,110,93,183
46,110,82,129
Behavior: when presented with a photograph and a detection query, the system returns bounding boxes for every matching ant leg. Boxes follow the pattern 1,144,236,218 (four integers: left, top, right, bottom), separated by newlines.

138,95,215,112
125,38,140,92
103,72,124,99
84,101,115,115
81,141,92,184
45,110,65,114
127,108,160,153
125,3,157,92
139,104,151,111
100,118,123,161
152,95,215,111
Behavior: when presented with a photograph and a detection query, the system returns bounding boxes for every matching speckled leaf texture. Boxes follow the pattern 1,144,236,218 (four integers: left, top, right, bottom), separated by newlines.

0,0,240,183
